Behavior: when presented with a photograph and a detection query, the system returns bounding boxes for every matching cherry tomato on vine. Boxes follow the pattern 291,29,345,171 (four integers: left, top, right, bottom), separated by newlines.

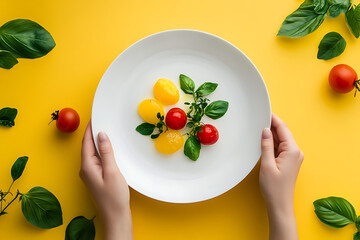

197,124,219,145
165,107,187,130
329,64,359,95
50,108,80,133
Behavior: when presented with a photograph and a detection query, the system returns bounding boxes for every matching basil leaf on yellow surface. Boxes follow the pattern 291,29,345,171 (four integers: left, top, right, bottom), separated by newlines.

21,187,63,229
346,4,360,38
0,19,55,59
317,32,346,60
180,74,195,94
314,196,356,228
0,50,18,69
65,216,95,240
184,135,201,161
314,0,330,14
11,156,28,181
0,107,17,127
196,82,218,97
354,232,360,240
329,0,350,18
205,100,229,119
277,0,327,38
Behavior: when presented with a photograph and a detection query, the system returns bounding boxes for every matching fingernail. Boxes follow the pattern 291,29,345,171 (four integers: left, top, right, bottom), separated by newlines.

262,128,271,139
98,132,108,143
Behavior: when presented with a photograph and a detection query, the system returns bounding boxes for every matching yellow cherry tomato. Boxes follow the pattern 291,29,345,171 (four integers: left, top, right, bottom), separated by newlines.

155,129,184,154
138,99,165,124
153,78,180,105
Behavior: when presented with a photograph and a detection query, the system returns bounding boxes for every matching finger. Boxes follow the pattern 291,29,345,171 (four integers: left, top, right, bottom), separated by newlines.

271,113,296,146
97,132,117,174
82,121,97,159
260,128,277,170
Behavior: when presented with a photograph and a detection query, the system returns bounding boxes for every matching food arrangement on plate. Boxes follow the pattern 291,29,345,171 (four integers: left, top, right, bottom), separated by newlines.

136,74,229,161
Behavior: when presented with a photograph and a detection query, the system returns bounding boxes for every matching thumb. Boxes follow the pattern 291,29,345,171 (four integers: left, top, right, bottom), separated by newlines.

260,128,276,169
97,132,117,172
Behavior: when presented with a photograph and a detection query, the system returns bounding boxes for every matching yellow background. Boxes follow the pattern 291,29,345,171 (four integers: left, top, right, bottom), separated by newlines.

1,0,360,239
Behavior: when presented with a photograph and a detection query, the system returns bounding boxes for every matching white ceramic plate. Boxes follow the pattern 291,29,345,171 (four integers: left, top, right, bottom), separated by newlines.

91,30,271,203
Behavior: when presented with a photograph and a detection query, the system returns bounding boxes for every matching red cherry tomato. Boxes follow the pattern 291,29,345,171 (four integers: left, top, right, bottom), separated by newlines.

165,108,187,130
197,124,219,145
51,108,80,133
329,64,359,94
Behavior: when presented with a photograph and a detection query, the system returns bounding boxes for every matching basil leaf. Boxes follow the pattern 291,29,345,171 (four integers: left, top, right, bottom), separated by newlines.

184,135,201,161
354,232,360,240
21,186,63,229
0,19,55,59
329,0,351,18
65,216,95,240
151,133,160,139
205,101,229,119
346,4,360,38
11,156,28,181
277,0,327,38
196,82,218,97
0,50,18,69
179,74,195,94
313,196,357,228
136,123,155,135
314,0,330,14
0,107,17,127
317,32,346,60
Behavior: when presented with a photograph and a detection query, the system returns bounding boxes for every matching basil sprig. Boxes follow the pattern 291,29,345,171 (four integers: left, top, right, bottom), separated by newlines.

317,32,346,60
0,107,17,127
65,216,96,240
277,0,328,38
136,113,167,139
0,19,55,69
314,196,360,237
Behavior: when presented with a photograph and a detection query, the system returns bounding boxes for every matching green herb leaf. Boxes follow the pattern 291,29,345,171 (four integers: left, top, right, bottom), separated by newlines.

0,107,17,127
317,32,346,60
313,196,357,228
346,4,360,38
11,156,28,181
186,122,194,128
354,232,360,240
179,74,195,94
184,135,201,161
65,216,95,240
205,101,229,119
136,123,155,135
151,133,160,139
21,186,63,229
0,50,18,69
0,19,55,59
277,0,327,38
314,0,330,14
329,0,350,18
196,82,218,97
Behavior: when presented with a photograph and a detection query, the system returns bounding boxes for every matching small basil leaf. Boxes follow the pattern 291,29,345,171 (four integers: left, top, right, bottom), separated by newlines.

184,135,201,161
65,216,95,240
186,122,194,128
21,186,63,229
313,196,357,228
317,32,346,60
314,0,330,14
151,133,160,139
205,101,229,119
354,232,360,240
196,82,218,97
346,4,360,38
0,107,17,127
11,156,28,181
136,123,155,135
277,0,327,38
329,0,351,18
179,74,195,94
0,19,56,59
0,50,18,69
